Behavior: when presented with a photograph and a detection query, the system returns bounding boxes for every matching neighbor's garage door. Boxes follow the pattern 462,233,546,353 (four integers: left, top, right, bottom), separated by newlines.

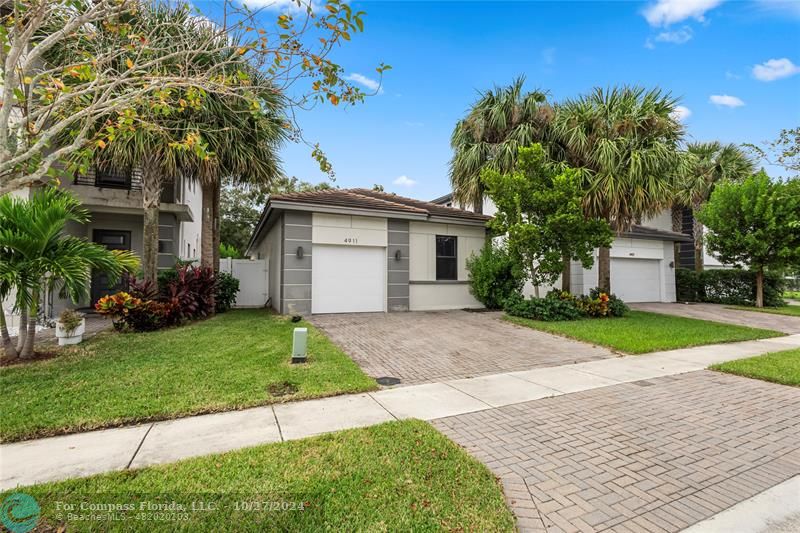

611,258,661,303
312,245,385,314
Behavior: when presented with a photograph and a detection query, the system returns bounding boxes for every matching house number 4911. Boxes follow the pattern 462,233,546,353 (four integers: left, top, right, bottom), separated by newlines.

344,237,358,244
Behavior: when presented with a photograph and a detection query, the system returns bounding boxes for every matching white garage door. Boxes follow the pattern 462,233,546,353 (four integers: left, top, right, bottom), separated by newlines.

610,258,661,303
312,245,385,314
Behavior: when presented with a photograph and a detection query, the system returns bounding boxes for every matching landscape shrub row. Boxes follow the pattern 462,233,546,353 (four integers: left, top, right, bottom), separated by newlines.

504,289,629,322
676,268,785,307
96,265,240,332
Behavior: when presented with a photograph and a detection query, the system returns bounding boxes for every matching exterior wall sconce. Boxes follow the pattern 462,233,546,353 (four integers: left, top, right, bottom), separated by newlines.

394,249,402,261
296,246,304,259
669,261,675,269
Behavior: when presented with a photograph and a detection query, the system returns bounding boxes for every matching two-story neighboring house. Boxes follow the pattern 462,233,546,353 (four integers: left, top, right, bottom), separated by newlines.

431,193,691,303
3,169,203,326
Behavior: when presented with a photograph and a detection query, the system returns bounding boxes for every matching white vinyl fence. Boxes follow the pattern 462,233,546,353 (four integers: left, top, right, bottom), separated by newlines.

219,258,268,308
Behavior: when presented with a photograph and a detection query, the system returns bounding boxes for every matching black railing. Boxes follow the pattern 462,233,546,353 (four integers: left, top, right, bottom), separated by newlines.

74,168,142,191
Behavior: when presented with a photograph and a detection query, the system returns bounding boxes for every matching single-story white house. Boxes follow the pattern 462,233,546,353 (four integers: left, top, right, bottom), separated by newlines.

431,194,692,303
245,188,491,315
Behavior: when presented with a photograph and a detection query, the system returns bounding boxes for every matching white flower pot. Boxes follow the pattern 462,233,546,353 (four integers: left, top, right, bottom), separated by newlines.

56,318,85,346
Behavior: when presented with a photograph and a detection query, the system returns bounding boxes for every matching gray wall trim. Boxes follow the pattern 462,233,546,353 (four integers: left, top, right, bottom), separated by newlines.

387,218,410,312
281,211,312,315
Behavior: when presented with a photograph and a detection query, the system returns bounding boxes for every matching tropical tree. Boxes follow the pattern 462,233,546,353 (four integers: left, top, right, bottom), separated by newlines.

1,0,385,196
0,188,138,359
698,173,800,307
481,144,613,296
450,77,553,213
551,86,688,292
674,142,755,271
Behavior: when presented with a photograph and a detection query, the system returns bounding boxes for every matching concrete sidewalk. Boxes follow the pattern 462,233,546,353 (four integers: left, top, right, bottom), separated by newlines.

2,334,799,490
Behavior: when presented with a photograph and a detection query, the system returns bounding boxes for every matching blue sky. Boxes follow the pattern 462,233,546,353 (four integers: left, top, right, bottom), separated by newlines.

198,0,800,200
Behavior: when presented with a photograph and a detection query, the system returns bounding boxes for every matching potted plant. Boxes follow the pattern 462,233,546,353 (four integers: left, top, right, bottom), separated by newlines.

55,309,85,346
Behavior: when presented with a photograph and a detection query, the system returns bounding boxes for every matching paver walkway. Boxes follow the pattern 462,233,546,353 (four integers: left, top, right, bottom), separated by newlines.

632,302,800,334
3,334,798,492
434,371,800,532
311,310,613,385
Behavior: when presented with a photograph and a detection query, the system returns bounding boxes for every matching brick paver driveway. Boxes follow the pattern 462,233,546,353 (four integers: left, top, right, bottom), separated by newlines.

632,302,800,334
310,310,613,385
434,371,800,532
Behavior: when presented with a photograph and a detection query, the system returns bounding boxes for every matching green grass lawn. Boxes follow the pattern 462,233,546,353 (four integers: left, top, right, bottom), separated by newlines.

0,309,376,442
4,420,515,532
727,305,800,317
784,290,800,300
711,348,800,387
505,310,783,354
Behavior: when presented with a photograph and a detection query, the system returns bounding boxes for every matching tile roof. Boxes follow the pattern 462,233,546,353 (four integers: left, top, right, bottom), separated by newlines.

269,188,491,222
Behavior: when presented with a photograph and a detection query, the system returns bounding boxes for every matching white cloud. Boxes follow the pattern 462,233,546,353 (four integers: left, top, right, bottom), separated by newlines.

752,58,800,81
754,0,800,18
644,38,656,49
344,73,384,94
725,70,741,80
670,105,692,121
709,94,745,107
642,0,722,26
243,0,322,13
541,47,556,65
392,175,416,187
655,26,693,44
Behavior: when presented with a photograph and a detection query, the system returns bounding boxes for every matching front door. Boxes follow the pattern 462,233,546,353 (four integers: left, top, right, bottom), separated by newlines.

91,230,132,304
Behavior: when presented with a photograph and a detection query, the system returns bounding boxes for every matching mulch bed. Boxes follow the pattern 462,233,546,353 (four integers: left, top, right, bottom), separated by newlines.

0,350,62,367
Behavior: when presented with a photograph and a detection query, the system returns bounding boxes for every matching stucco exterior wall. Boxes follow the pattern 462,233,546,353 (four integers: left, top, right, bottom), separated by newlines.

282,211,312,315
408,221,485,311
178,177,202,261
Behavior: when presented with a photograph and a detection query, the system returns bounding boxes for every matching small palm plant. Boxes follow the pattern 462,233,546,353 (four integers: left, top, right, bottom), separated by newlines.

0,187,138,359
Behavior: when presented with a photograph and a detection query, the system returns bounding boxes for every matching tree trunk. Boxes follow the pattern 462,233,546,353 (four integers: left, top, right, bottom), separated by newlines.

530,261,540,298
0,303,18,359
473,194,483,215
141,155,162,284
212,179,221,271
561,256,571,293
692,198,704,273
19,300,37,359
597,246,611,293
16,302,27,353
200,181,215,268
755,267,764,308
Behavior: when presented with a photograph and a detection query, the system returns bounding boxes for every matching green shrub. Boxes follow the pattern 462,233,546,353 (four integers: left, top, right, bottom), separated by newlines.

676,268,785,307
503,293,583,321
504,289,628,322
576,288,629,318
215,272,240,313
467,244,524,309
220,243,242,259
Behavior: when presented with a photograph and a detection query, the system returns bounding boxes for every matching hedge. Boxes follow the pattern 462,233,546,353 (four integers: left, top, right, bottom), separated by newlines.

675,268,786,307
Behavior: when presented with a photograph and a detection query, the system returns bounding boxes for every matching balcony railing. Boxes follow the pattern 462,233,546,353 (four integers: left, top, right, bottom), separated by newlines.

73,168,178,203
74,168,142,191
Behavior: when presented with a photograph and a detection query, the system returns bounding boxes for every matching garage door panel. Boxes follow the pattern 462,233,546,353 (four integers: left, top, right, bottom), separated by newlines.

611,258,660,303
312,245,385,314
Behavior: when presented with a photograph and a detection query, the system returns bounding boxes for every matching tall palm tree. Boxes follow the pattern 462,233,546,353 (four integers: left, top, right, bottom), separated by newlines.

185,72,286,270
450,76,553,213
675,142,755,271
552,86,688,293
0,188,137,359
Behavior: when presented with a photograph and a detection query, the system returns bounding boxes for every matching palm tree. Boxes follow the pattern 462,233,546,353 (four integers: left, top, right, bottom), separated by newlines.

675,142,755,271
450,76,553,213
552,86,688,293
185,73,286,270
0,187,138,359
91,4,277,281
